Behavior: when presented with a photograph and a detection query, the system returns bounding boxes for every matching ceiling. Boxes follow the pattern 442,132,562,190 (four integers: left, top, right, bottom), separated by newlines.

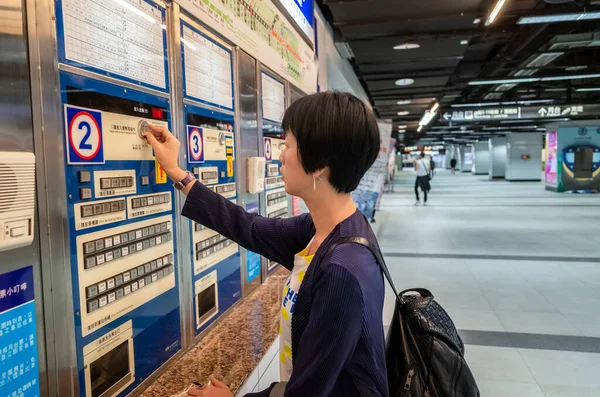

318,0,600,146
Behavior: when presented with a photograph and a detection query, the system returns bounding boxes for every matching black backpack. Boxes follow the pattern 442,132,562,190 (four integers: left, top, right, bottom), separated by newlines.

331,237,480,397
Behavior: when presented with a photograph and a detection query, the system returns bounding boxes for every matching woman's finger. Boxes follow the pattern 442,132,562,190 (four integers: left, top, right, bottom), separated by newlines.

145,131,158,146
148,124,174,141
209,378,227,389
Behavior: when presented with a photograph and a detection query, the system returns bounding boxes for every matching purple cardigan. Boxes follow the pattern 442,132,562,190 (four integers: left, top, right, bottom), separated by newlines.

182,182,388,397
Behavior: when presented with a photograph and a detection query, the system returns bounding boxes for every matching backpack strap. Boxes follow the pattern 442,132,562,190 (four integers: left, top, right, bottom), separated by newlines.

327,236,399,299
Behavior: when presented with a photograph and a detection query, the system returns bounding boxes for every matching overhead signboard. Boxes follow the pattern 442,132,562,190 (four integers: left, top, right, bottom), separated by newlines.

441,104,600,123
177,0,318,94
277,0,315,44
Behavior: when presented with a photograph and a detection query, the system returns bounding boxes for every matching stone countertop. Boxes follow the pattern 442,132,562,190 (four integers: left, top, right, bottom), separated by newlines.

139,269,287,397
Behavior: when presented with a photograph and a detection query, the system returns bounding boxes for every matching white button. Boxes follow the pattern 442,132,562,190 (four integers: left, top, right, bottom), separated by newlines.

10,226,26,238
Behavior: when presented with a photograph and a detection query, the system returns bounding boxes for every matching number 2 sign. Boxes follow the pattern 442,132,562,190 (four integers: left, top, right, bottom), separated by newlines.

65,105,104,164
187,126,204,163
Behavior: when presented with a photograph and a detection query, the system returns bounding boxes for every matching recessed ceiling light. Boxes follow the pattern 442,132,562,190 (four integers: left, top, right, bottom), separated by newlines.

398,129,406,133
473,18,481,24
395,78,415,86
397,111,410,116
394,43,420,50
460,40,469,45
397,125,407,129
566,65,588,72
397,99,412,105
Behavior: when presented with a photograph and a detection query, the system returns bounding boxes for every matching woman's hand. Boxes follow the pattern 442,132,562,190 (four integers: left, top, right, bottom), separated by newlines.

145,125,185,181
187,378,233,397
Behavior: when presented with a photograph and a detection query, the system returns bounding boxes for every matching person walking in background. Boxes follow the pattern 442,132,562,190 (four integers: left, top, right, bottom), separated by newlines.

450,158,457,174
429,157,436,179
414,152,431,206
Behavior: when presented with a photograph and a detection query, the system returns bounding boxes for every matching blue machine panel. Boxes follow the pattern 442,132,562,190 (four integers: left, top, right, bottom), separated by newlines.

59,72,181,397
184,105,242,335
55,0,170,92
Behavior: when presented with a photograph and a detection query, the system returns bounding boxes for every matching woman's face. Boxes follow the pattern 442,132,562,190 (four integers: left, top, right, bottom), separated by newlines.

279,133,314,198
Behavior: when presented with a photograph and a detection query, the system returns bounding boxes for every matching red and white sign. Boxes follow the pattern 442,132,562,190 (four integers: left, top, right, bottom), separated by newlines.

66,107,104,164
264,138,272,161
188,127,204,162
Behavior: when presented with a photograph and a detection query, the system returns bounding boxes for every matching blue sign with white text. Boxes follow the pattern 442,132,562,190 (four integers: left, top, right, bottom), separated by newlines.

295,0,314,28
0,266,40,397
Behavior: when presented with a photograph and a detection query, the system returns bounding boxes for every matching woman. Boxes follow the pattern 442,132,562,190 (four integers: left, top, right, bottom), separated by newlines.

146,92,388,397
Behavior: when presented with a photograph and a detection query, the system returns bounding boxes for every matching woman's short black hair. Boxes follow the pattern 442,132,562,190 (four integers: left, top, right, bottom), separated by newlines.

282,91,380,193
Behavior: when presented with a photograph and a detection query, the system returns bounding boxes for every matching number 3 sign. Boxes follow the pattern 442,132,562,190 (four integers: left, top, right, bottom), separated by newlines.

187,126,204,163
65,105,104,164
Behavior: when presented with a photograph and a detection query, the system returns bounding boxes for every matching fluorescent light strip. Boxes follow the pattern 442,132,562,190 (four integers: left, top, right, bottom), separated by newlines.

469,73,600,85
486,0,508,26
113,0,157,24
417,125,423,132
576,87,600,92
518,11,600,25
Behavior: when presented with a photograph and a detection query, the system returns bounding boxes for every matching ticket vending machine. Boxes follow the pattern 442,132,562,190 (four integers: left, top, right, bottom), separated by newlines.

50,1,182,396
287,84,308,216
260,70,288,275
179,15,242,334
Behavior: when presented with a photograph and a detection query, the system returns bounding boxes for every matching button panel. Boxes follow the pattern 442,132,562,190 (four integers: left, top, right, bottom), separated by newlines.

86,258,174,313
100,177,134,189
131,193,170,209
267,191,287,207
82,220,173,269
80,198,125,219
215,184,236,194
194,222,207,232
195,234,234,261
267,208,288,218
201,171,218,181
267,164,279,177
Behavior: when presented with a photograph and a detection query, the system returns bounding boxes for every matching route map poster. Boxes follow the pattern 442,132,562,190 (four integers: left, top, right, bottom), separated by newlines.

178,0,318,94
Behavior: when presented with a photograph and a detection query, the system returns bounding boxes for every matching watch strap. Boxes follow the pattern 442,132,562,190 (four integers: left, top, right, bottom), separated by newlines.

174,172,195,190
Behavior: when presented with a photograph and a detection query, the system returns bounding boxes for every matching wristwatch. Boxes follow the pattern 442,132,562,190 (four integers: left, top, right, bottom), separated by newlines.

173,171,196,190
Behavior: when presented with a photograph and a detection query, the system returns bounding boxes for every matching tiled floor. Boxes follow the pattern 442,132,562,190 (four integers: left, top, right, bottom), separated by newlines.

378,170,600,396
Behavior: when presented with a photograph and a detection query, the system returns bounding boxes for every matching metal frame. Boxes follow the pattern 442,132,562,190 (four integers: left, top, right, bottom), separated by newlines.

26,0,79,395
166,0,195,356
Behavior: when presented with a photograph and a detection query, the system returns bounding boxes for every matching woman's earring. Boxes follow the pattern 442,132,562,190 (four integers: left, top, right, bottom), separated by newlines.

313,175,317,191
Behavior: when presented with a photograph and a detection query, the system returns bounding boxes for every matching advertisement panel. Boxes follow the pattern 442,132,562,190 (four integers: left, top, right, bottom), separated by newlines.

352,122,392,220
545,131,557,186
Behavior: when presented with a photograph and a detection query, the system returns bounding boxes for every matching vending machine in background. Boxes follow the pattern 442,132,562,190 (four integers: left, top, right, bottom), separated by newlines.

178,14,242,335
260,70,288,276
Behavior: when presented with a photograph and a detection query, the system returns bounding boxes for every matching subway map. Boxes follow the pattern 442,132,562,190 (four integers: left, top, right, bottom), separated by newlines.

196,0,303,82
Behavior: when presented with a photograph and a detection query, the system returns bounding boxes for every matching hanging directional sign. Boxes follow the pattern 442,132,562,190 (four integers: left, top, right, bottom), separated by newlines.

441,104,600,123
